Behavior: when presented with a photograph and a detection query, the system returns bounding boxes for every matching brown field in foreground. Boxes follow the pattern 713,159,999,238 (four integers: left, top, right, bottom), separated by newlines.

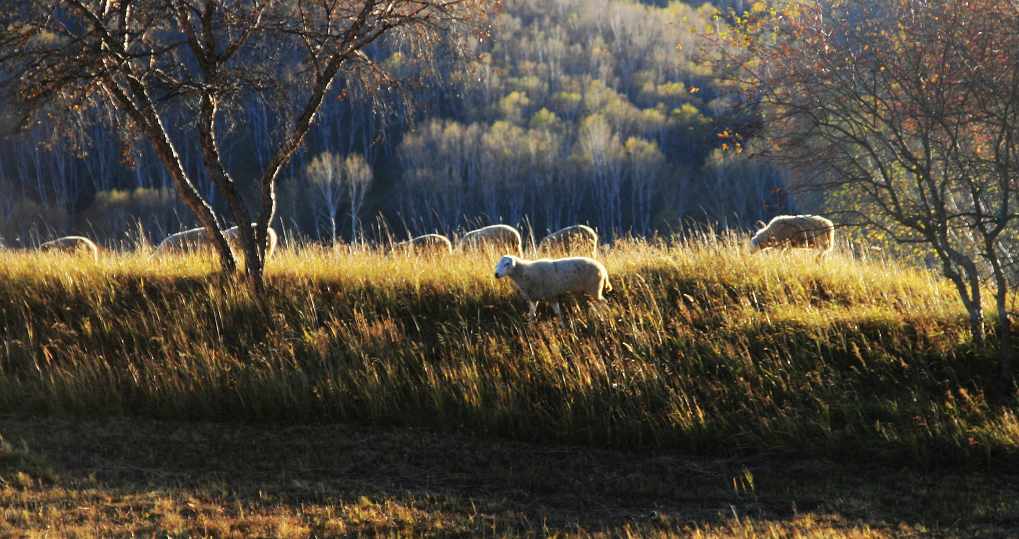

2,416,1018,538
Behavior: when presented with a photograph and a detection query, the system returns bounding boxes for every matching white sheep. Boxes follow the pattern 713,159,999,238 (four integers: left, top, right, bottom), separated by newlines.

494,255,612,318
750,214,834,257
460,224,523,257
156,224,278,259
222,224,278,260
538,224,599,258
155,226,208,254
39,235,99,262
393,233,453,255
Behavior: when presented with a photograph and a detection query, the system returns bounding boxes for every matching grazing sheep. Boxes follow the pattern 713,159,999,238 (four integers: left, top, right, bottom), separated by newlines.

393,233,453,255
460,224,523,257
750,214,834,257
222,224,278,260
494,255,612,318
538,224,599,258
39,236,99,262
156,224,278,259
155,226,210,254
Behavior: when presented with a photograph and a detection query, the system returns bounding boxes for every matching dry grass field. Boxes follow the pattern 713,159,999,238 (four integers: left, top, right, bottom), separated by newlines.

1,235,1018,536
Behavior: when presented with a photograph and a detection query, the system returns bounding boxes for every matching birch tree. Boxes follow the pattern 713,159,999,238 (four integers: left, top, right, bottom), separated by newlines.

306,151,344,243
341,153,372,240
0,0,493,291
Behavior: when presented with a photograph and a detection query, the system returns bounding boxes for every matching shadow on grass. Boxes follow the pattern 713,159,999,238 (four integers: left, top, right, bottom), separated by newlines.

1,416,1018,537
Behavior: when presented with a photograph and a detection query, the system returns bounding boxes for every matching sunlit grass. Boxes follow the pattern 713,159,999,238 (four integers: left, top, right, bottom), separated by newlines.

0,234,1016,464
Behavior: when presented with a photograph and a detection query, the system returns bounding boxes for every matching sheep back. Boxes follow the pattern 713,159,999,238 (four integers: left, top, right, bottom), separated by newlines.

538,225,598,258
750,215,834,253
394,234,453,255
155,227,211,253
39,236,99,261
507,256,611,301
460,224,522,256
157,225,277,259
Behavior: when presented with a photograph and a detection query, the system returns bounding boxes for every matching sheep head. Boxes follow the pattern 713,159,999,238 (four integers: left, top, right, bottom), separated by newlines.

494,255,518,278
749,225,768,252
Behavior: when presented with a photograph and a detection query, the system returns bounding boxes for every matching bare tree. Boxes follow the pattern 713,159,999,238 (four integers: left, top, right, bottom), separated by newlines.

729,0,1019,377
305,151,345,243
0,0,492,290
342,152,372,240
624,136,664,235
306,151,372,242
575,113,624,239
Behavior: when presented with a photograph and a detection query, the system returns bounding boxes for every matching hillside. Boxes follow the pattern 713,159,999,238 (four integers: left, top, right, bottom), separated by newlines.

1,238,1015,466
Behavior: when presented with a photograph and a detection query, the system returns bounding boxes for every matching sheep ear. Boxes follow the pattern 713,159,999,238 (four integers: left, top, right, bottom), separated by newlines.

755,220,766,229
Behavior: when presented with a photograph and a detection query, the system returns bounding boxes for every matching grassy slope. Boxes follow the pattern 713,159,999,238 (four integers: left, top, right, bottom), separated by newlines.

0,237,1017,466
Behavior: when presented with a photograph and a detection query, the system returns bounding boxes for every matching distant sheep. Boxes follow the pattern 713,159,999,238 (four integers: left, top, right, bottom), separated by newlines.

155,226,209,254
750,214,834,256
156,224,278,259
538,224,598,258
39,236,99,262
393,233,453,255
494,255,612,318
223,224,278,260
460,224,522,257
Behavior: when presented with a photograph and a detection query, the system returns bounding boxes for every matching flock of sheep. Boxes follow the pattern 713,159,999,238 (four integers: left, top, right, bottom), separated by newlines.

25,214,835,318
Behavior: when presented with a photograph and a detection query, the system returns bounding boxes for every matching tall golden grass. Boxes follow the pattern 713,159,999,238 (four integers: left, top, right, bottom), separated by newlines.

1,234,1016,464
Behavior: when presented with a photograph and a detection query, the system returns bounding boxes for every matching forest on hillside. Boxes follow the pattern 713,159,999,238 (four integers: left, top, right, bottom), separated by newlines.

0,0,787,246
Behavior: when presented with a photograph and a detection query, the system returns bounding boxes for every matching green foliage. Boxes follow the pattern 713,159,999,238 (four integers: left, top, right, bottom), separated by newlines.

1,239,1016,466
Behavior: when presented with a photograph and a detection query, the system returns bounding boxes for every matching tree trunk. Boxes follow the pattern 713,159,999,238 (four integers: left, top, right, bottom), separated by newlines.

255,56,349,291
969,306,986,346
197,95,261,287
941,255,984,345
997,286,1011,381
146,126,236,276
963,272,985,347
991,262,1012,382
350,196,357,242
97,73,237,274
